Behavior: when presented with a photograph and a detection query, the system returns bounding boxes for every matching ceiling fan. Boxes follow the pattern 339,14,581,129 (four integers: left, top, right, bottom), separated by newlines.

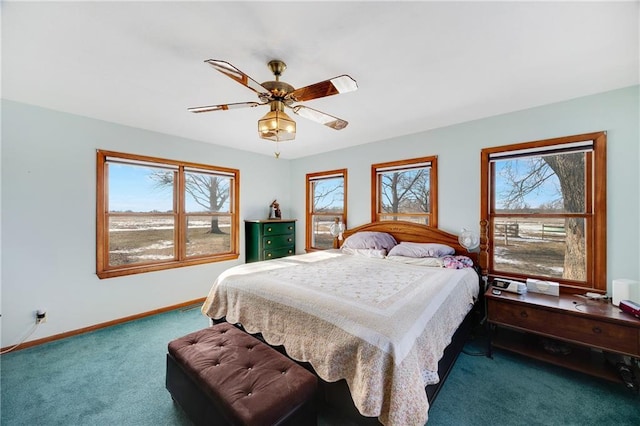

188,59,358,144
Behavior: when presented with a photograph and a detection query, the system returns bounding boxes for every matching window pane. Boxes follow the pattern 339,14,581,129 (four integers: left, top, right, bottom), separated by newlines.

492,217,586,280
378,215,429,225
379,168,430,214
108,163,174,213
186,215,231,257
312,177,344,214
494,152,586,213
311,215,335,249
108,215,175,265
185,172,231,213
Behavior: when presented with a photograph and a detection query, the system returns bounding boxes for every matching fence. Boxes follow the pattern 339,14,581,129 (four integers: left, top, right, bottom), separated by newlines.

541,223,566,240
494,222,519,245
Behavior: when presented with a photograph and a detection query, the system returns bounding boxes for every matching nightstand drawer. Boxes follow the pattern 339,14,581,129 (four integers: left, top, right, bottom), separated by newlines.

489,300,640,355
263,222,295,236
264,247,295,260
263,234,295,248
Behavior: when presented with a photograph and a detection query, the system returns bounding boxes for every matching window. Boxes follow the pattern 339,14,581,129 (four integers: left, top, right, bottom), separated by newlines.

97,150,239,278
481,132,606,291
371,156,438,225
306,169,347,250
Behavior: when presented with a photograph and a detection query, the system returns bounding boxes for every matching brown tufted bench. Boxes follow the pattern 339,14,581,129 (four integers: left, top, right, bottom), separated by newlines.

166,322,317,426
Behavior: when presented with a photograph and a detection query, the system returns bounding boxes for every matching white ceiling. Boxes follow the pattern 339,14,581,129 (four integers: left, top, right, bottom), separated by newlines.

3,1,638,159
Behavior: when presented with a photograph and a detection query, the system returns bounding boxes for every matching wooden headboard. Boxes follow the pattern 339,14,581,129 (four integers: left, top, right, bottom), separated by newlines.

340,221,485,271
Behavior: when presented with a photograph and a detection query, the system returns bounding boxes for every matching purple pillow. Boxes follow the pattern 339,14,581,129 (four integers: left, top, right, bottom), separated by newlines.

387,242,455,258
341,232,397,252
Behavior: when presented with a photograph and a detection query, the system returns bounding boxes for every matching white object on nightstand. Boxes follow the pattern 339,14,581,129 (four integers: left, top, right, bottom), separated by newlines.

612,279,640,307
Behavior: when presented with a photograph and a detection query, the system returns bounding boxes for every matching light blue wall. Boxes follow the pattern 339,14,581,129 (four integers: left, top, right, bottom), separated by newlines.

290,85,640,287
1,100,291,347
2,86,638,347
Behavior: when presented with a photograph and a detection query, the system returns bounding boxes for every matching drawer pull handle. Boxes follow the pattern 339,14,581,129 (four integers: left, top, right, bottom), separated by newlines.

267,227,272,232
592,327,602,334
288,250,293,254
519,311,528,318
288,226,293,230
288,238,292,242
267,253,272,257
266,240,272,245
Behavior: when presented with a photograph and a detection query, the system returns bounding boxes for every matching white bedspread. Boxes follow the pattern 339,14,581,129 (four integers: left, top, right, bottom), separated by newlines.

202,251,479,425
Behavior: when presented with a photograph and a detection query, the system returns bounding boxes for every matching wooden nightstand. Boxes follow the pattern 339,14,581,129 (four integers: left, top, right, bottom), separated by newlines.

485,287,640,383
245,219,296,263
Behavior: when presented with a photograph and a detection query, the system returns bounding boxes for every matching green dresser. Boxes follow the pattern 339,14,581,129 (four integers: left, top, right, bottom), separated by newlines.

245,219,296,263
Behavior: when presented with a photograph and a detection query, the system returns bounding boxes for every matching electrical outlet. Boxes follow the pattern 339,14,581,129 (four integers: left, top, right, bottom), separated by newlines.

36,309,47,324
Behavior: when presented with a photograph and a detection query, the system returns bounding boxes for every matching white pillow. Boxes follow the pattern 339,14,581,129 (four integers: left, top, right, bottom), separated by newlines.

341,248,387,258
386,255,445,267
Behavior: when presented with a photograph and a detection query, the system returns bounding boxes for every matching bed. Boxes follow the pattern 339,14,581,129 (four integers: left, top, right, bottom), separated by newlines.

201,221,485,425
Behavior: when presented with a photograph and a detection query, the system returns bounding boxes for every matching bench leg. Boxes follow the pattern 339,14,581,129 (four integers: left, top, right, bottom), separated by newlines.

166,354,231,426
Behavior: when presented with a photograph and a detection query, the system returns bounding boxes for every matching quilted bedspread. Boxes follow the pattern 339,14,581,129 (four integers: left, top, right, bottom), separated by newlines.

202,251,479,425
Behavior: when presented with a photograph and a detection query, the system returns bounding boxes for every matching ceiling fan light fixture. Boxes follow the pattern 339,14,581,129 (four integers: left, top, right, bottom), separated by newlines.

258,101,296,142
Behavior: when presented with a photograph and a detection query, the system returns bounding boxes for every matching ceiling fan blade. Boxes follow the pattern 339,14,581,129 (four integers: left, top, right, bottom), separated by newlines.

188,101,263,113
205,59,272,98
290,105,348,130
286,75,357,103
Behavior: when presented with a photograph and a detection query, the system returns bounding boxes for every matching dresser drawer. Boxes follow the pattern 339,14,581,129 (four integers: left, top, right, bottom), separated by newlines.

489,300,640,355
264,247,295,260
263,222,295,236
263,234,295,249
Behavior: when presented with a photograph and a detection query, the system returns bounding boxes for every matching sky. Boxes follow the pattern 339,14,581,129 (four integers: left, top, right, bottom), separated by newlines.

494,158,562,210
109,163,230,213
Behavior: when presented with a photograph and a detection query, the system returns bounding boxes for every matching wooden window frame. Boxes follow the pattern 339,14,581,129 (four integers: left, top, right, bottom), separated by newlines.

480,132,606,292
371,156,438,226
305,169,347,251
96,150,240,279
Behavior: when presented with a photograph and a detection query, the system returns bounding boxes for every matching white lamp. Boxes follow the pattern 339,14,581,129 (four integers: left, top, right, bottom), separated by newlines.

329,217,346,247
459,228,479,251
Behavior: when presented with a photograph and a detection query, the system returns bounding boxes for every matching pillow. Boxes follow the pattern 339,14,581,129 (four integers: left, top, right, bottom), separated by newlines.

442,255,475,269
387,242,455,258
386,255,445,267
340,231,397,252
341,248,387,258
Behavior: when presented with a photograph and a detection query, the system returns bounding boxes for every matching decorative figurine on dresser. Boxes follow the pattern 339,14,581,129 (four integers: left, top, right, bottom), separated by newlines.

245,217,295,263
269,199,282,219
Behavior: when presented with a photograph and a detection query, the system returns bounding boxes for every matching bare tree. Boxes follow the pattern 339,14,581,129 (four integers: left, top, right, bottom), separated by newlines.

498,153,585,280
150,171,229,234
313,180,343,213
381,169,429,223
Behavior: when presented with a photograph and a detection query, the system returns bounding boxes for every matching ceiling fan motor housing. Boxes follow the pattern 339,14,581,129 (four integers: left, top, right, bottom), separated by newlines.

260,81,295,102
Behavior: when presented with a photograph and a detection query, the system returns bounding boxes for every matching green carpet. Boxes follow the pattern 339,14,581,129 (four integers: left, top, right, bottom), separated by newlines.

429,340,639,425
1,306,638,425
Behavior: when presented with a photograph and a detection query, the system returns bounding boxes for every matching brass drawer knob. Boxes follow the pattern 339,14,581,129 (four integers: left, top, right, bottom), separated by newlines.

267,227,272,232
266,240,271,245
288,249,293,254
267,253,272,257
288,226,293,230
287,238,292,242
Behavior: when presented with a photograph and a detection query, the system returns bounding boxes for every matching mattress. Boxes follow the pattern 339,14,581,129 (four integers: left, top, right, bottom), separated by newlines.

202,250,479,425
